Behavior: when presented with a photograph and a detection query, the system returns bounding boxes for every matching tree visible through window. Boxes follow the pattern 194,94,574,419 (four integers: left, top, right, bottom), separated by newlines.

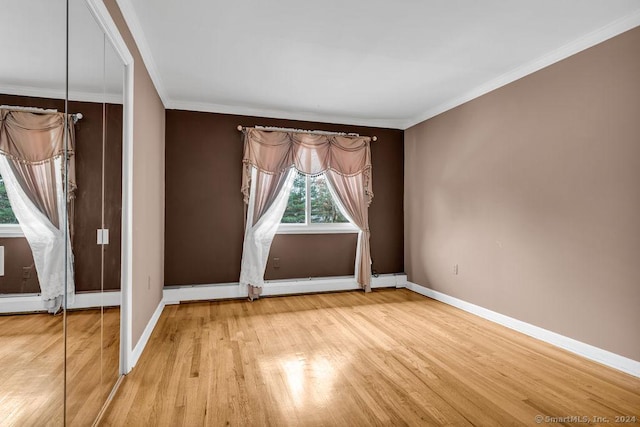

0,174,18,224
281,171,348,224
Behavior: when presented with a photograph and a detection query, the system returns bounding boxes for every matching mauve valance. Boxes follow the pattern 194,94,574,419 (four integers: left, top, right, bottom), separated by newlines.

241,128,373,205
0,110,74,164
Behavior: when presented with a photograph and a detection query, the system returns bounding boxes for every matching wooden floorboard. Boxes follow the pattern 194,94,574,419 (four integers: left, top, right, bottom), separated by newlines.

0,307,120,427
0,312,65,427
101,289,640,426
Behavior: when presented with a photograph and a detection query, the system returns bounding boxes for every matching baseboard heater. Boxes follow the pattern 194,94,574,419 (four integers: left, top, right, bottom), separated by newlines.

163,273,408,305
0,291,121,314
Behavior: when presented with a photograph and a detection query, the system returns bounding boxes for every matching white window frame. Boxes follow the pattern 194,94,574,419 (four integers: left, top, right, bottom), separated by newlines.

278,174,358,235
0,175,23,237
0,224,23,238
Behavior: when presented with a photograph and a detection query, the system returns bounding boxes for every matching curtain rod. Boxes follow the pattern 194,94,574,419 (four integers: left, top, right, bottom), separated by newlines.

237,125,377,141
1,105,83,123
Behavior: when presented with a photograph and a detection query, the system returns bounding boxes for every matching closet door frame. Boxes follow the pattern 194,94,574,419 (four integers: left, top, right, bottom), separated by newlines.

84,0,134,375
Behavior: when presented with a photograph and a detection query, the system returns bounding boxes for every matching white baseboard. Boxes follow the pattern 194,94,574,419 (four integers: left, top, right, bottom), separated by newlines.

0,294,44,314
163,273,407,304
129,299,164,371
163,281,243,304
0,290,121,314
74,291,121,309
405,282,640,378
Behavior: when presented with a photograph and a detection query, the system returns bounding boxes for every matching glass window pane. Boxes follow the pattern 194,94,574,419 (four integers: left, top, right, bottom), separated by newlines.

0,175,18,224
281,171,306,223
310,174,348,223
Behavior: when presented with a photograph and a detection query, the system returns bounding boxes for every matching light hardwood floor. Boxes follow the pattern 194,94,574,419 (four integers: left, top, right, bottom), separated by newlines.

0,307,120,427
0,311,65,426
102,289,639,426
66,308,120,426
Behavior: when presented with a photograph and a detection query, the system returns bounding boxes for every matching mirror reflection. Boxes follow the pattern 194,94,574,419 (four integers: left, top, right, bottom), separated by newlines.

0,1,67,425
66,0,123,423
0,0,124,424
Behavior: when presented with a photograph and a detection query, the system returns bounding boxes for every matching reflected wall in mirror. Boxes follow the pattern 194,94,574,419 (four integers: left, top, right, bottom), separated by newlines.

0,1,67,425
0,0,124,425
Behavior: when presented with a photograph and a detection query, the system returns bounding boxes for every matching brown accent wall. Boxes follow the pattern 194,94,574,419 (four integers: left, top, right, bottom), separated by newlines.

265,234,358,280
165,111,403,286
104,0,166,349
0,94,122,294
404,27,640,360
0,238,38,293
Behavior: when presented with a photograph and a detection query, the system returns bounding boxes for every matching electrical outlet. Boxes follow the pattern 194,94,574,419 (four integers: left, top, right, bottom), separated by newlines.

454,264,459,275
273,257,280,269
22,267,31,279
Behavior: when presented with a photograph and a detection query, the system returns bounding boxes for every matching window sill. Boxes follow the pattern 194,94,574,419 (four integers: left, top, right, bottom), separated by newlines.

277,223,359,235
0,224,24,238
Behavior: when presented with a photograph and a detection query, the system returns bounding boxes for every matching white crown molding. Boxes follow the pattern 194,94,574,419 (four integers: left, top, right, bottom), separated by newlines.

0,84,123,105
167,99,405,130
405,282,640,378
403,10,640,129
115,0,170,107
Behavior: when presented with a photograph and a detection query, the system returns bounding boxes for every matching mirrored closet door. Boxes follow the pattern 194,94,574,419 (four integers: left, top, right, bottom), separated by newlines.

0,0,124,424
0,1,68,424
66,0,124,424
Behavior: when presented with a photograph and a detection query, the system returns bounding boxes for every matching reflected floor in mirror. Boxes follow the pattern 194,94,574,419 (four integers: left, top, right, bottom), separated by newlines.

0,312,64,426
67,307,120,427
0,307,119,426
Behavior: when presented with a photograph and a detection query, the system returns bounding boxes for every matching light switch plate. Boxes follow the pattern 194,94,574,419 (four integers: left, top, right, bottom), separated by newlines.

0,246,4,276
97,229,110,245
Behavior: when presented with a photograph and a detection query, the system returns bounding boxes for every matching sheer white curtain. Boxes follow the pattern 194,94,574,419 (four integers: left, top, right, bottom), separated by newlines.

239,167,295,300
0,156,74,312
324,174,371,290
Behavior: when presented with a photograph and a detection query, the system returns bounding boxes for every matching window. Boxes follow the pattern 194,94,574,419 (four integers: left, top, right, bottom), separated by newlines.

279,171,357,234
0,174,22,237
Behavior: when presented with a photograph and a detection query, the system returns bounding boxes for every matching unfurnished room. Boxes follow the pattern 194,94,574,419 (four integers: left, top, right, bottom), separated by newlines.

0,0,639,425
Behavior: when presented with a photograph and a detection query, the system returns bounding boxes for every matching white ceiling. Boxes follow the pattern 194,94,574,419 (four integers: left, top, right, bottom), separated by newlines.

0,0,123,104
122,0,640,129
2,1,639,127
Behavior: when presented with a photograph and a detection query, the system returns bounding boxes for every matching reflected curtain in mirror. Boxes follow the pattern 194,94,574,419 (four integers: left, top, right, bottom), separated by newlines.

240,128,373,297
0,109,76,312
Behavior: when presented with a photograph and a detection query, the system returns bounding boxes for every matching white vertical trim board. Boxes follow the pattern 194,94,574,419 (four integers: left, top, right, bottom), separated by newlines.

163,273,407,305
129,300,165,371
405,282,640,378
85,0,135,376
120,58,134,375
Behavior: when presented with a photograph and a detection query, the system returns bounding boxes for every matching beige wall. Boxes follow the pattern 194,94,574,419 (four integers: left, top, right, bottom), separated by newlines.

104,0,166,349
405,27,640,361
